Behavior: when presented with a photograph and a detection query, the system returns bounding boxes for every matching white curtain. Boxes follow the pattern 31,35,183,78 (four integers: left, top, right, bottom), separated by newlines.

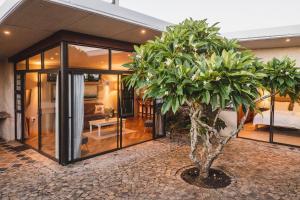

72,75,84,159
55,75,59,159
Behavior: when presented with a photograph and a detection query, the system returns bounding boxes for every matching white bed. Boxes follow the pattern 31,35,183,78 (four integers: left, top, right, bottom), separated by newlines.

253,102,300,129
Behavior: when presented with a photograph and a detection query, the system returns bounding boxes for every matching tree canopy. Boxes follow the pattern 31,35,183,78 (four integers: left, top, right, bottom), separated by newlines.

125,19,300,114
124,18,300,180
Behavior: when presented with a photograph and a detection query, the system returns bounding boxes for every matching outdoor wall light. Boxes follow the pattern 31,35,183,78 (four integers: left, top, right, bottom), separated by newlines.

3,30,11,35
285,38,291,42
141,29,146,34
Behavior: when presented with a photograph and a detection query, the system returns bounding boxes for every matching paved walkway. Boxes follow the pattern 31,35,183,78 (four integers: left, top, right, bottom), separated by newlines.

0,137,300,200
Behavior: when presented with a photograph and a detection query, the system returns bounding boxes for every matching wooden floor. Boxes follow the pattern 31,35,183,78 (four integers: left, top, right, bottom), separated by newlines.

24,116,153,159
239,123,300,146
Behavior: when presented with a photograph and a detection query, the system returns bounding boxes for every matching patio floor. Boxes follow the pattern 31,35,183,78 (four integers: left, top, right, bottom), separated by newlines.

0,137,300,200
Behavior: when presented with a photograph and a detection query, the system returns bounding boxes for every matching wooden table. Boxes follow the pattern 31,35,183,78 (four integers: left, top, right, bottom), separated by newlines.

89,118,126,136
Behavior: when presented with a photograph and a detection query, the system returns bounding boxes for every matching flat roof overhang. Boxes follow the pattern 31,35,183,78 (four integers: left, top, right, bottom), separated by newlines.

0,0,170,59
224,25,300,50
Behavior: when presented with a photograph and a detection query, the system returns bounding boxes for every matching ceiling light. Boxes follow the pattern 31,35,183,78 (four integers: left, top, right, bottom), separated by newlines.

55,52,59,56
286,38,291,42
50,57,54,60
3,30,10,35
141,29,146,34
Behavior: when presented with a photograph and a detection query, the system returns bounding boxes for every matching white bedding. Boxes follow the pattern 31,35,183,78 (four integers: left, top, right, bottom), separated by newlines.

253,110,300,129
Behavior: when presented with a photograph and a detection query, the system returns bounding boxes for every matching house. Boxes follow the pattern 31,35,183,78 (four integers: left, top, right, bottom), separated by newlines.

0,0,170,165
1,0,299,166
225,25,300,147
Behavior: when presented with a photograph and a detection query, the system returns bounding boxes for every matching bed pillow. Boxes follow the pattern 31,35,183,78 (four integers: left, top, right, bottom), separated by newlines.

275,102,290,111
293,103,300,112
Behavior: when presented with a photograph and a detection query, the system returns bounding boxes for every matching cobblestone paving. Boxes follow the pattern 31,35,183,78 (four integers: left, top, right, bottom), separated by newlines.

0,137,300,200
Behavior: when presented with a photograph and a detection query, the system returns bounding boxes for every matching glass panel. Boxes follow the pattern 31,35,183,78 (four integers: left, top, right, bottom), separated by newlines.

16,113,22,140
111,50,133,70
29,54,41,70
24,73,39,149
121,79,153,147
16,60,26,70
273,95,300,146
16,95,22,111
70,74,118,160
44,46,61,69
68,44,109,69
239,89,271,141
40,73,59,158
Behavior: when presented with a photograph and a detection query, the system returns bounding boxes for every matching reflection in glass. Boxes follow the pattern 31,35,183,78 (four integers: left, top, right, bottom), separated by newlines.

29,54,41,70
68,44,109,69
44,46,61,69
111,50,133,70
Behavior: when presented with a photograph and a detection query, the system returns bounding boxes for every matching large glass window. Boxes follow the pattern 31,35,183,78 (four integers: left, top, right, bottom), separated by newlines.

68,44,109,69
16,60,26,70
29,54,41,70
69,74,119,160
44,46,61,69
273,96,300,146
238,89,271,142
24,73,39,149
111,50,133,70
40,73,59,158
120,78,154,147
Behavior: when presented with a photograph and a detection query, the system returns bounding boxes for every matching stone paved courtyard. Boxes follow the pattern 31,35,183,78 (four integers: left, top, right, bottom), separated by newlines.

0,137,300,200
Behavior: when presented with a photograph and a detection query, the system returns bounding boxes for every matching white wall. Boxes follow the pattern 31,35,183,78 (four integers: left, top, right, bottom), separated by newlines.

0,59,15,141
253,47,300,67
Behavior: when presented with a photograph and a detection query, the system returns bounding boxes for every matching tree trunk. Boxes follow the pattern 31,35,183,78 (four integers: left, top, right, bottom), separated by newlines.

187,94,276,180
189,111,201,169
199,161,209,179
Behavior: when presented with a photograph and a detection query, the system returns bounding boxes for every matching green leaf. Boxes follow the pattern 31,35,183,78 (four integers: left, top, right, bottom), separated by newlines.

202,90,210,104
161,99,172,114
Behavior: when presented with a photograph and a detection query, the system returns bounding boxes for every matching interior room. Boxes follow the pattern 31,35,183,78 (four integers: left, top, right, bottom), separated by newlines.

67,43,154,160
70,73,154,159
239,91,300,146
22,46,61,159
13,30,163,164
238,90,271,142
272,96,300,146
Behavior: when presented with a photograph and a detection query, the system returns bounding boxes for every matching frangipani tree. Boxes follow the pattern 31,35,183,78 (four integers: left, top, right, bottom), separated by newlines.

263,57,300,102
124,19,300,180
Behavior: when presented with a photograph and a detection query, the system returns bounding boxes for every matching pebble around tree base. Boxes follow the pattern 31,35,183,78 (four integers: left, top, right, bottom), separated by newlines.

181,167,231,189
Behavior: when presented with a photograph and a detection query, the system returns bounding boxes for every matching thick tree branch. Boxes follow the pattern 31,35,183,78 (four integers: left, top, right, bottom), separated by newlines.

195,119,218,135
200,91,280,178
213,108,222,127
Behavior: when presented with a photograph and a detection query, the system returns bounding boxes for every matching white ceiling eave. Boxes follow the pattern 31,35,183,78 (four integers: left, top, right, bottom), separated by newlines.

0,0,171,59
0,0,22,23
224,25,300,49
48,0,170,32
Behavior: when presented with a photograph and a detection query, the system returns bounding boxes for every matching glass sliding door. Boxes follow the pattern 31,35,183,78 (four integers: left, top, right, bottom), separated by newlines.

69,73,119,160
238,90,271,142
40,73,59,158
120,76,154,147
24,73,39,149
272,96,300,146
